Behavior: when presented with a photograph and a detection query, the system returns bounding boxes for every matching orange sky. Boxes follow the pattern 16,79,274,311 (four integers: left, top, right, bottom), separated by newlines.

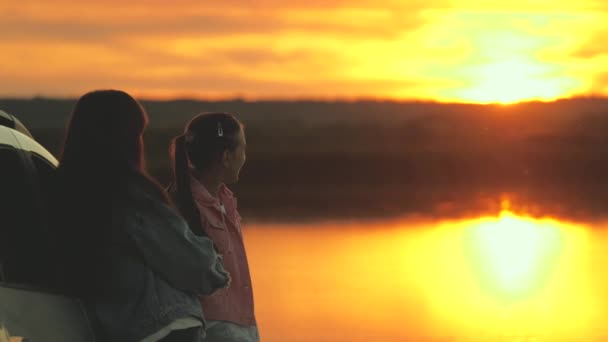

2,0,608,103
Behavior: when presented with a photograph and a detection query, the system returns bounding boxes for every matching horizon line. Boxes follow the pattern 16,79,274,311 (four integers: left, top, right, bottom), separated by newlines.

1,93,608,106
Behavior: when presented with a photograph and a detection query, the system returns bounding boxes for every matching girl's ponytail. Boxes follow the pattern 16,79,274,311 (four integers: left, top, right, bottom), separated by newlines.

171,134,206,236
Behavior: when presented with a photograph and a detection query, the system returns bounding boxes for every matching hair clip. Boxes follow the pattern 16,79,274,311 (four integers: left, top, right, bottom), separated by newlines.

217,122,224,137
184,131,195,143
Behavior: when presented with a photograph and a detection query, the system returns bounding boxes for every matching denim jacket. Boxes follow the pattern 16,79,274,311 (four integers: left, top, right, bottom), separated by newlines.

89,181,230,342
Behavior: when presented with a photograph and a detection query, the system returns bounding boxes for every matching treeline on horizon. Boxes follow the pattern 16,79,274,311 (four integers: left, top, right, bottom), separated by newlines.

2,96,608,224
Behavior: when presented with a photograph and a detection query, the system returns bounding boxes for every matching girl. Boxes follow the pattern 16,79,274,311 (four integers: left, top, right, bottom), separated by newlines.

51,90,230,342
170,113,259,342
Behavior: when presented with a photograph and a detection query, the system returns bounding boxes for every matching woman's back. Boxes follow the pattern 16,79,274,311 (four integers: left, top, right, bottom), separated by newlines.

52,172,230,341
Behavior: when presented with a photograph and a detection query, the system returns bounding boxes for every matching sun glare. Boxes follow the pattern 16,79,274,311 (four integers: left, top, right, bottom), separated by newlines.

464,211,563,299
442,25,582,104
398,208,596,338
249,212,600,340
457,58,575,104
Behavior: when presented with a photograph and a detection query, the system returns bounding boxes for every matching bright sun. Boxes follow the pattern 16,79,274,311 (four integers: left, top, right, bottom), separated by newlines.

447,29,580,104
458,58,570,104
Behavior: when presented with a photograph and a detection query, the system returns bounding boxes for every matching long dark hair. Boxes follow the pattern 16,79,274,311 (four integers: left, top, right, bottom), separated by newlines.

53,90,165,295
58,89,167,199
170,112,243,234
60,90,146,175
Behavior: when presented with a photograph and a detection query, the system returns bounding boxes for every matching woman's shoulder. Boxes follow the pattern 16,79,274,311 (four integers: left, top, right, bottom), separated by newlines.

131,175,183,207
116,178,176,224
124,173,168,202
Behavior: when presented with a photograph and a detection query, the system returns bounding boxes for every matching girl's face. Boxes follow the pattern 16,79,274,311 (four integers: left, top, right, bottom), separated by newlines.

223,127,247,184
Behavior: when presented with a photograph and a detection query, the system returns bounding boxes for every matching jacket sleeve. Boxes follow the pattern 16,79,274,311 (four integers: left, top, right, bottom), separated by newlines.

124,207,231,295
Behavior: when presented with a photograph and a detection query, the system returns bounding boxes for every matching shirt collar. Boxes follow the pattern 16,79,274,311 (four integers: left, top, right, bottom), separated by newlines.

190,176,235,210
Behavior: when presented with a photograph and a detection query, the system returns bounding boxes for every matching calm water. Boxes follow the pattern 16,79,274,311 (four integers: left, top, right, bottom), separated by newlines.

244,212,608,342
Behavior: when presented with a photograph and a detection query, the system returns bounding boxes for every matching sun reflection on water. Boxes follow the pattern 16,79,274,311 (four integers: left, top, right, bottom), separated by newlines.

396,210,596,339
465,210,564,300
247,211,604,341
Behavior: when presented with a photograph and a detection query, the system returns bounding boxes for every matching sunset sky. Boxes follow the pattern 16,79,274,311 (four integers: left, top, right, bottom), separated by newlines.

2,0,608,103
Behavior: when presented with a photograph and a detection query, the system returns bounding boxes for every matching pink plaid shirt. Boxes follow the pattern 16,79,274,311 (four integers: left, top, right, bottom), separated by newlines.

190,177,257,327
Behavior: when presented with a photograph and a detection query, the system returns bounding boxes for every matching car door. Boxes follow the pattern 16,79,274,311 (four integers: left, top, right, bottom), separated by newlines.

0,115,95,342
0,125,56,285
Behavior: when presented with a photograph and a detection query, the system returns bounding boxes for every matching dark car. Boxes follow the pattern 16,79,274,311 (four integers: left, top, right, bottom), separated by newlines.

0,110,95,342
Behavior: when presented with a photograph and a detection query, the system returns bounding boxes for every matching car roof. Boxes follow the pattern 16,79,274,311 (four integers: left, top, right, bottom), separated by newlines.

0,110,33,137
0,111,58,167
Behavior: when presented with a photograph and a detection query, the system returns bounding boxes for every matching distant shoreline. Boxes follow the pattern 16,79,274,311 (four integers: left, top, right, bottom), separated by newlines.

4,97,608,224
2,95,608,105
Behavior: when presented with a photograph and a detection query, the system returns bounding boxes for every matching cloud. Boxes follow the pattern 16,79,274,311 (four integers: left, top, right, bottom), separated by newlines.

0,0,442,99
0,35,422,99
572,28,608,59
1,3,434,44
1,0,608,100
589,72,608,94
0,64,419,99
